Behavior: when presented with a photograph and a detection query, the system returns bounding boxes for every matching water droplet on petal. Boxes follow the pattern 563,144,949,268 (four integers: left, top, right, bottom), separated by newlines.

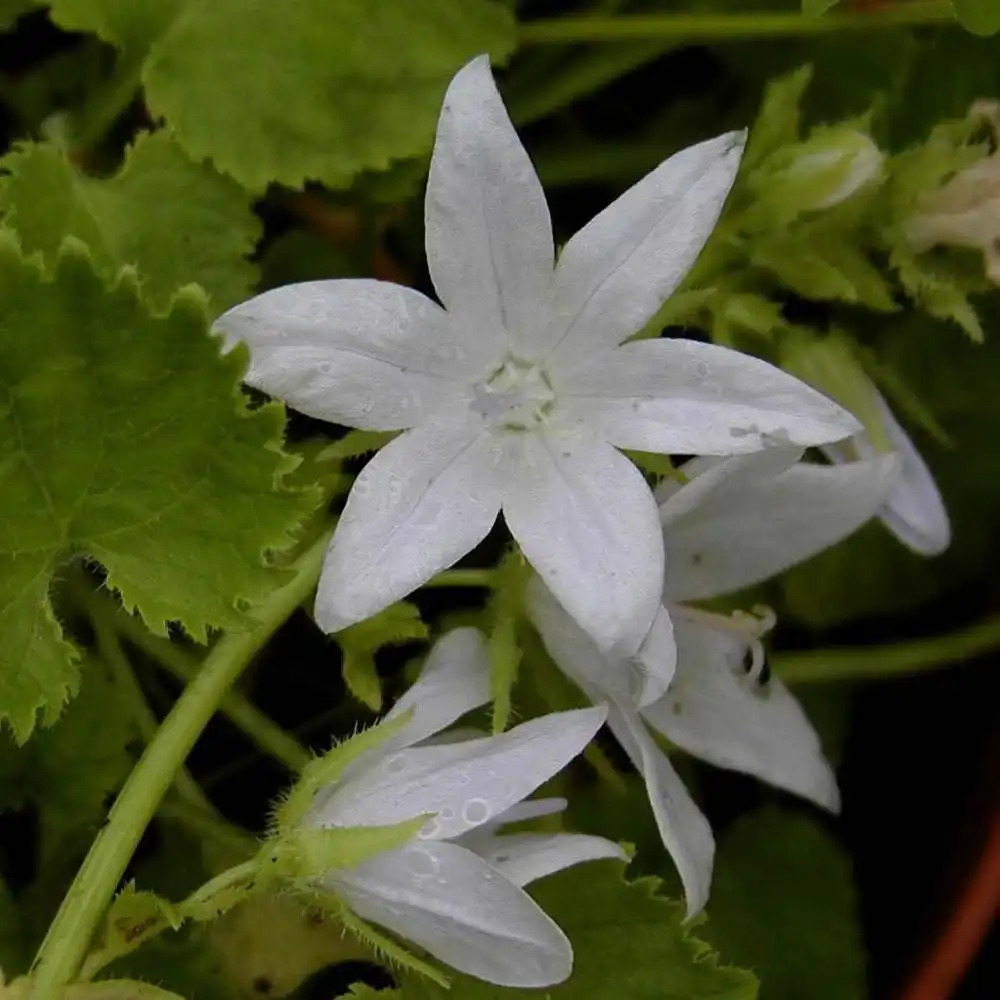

462,798,492,825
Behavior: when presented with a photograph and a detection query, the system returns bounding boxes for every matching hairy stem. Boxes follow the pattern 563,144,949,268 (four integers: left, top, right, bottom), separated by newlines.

30,533,329,998
518,3,953,44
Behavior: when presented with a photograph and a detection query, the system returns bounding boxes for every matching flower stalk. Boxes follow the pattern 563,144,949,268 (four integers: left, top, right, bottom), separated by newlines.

29,531,330,999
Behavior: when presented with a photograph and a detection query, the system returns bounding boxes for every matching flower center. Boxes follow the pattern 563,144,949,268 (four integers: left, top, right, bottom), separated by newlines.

670,603,777,686
471,357,556,430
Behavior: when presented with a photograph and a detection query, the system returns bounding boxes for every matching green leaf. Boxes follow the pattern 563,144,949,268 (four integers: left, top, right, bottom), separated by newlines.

892,248,985,340
702,808,867,1000
210,895,374,999
743,66,812,171
0,133,260,310
751,233,895,311
82,885,182,982
951,0,1000,35
50,0,517,190
0,234,310,740
0,1,35,31
399,864,758,1000
335,602,429,711
0,653,137,859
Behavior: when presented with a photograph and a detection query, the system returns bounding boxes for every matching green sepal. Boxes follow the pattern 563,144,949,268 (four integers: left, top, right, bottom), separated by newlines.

274,710,414,831
262,818,427,881
335,603,429,711
486,551,529,733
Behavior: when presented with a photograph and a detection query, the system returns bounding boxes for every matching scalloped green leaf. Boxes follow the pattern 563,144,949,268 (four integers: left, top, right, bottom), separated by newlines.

0,234,310,741
0,132,260,310
702,808,867,1000
48,0,517,190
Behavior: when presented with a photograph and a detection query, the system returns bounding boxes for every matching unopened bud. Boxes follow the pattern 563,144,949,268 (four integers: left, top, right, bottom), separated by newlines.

904,100,1000,282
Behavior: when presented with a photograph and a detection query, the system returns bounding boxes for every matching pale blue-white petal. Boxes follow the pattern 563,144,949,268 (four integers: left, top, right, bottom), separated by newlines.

318,707,606,839
527,581,714,914
314,414,503,633
536,132,744,365
660,449,901,601
605,701,715,916
215,279,478,430
558,338,860,455
425,56,553,350
380,628,491,752
527,575,674,709
504,430,663,657
642,615,840,811
467,832,626,887
330,841,572,987
634,605,677,708
826,393,950,556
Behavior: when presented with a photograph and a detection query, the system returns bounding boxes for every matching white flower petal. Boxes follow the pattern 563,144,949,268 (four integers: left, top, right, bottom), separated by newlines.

526,581,713,914
527,575,674,709
605,701,715,917
660,450,901,601
504,431,663,656
537,132,744,364
215,279,477,429
526,575,631,701
314,415,503,633
489,797,568,827
380,628,491,752
467,832,626,887
826,394,950,556
559,339,861,455
321,707,606,838
634,605,677,708
642,616,840,811
425,55,553,348
330,841,571,987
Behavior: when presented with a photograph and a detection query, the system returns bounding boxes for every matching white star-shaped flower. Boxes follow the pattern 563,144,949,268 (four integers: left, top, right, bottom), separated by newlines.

823,388,950,555
528,446,901,914
218,55,858,655
307,628,623,987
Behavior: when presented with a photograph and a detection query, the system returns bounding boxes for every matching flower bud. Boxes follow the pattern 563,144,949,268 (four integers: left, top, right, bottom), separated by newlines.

904,100,1000,282
751,127,884,219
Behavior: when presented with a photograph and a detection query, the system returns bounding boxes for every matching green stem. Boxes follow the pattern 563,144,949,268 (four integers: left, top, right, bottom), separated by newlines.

773,615,1000,685
177,859,259,920
423,568,496,589
30,532,330,998
92,589,310,773
508,40,673,125
518,3,954,44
